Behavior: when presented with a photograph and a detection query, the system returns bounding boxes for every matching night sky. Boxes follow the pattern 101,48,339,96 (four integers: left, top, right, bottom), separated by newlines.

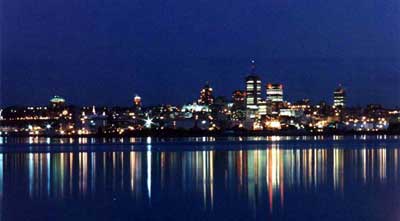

2,0,400,107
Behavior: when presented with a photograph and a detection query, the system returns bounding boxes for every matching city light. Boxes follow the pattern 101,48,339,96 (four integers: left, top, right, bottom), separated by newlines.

0,67,398,137
144,117,154,129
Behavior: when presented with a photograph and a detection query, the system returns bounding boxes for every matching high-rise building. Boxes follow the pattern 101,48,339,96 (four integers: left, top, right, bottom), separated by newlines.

258,100,267,116
231,90,246,121
333,85,346,108
198,83,214,105
266,83,283,102
245,61,262,110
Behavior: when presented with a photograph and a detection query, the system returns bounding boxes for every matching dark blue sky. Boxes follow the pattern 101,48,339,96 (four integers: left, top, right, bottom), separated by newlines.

2,0,400,107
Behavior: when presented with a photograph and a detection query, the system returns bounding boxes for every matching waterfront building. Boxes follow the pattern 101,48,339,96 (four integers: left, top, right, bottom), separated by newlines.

279,109,303,118
266,83,283,102
245,76,262,109
181,103,211,113
231,90,246,121
333,85,346,109
258,100,267,116
265,83,284,116
198,83,214,105
245,61,262,118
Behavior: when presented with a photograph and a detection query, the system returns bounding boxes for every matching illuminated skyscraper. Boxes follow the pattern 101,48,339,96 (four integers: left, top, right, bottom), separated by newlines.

266,83,283,102
198,83,214,105
245,61,262,110
333,85,346,108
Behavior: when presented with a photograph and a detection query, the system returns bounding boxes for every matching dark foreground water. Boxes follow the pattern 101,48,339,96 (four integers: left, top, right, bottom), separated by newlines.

0,136,400,220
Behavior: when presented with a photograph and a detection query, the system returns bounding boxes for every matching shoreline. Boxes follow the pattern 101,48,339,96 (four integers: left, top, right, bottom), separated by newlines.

2,130,400,139
1,131,399,150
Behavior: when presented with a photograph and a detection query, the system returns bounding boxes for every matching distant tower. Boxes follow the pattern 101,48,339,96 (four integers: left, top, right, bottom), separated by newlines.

333,85,346,109
133,95,142,107
266,83,283,102
49,95,66,109
198,82,214,105
245,60,262,109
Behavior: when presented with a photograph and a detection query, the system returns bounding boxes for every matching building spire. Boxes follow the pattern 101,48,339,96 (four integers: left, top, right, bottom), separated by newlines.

250,59,256,74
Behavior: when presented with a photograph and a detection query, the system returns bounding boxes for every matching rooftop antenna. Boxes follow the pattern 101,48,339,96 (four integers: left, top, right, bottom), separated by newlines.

250,59,256,74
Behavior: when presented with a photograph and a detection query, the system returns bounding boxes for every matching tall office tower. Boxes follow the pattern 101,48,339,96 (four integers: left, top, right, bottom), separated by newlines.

333,85,346,109
198,83,214,105
266,83,283,102
245,60,262,110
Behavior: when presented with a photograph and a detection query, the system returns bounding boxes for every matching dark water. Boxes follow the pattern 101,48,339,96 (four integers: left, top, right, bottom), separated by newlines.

1,137,400,220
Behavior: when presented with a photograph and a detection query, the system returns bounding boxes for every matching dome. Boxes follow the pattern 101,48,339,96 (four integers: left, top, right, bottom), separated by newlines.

50,96,66,103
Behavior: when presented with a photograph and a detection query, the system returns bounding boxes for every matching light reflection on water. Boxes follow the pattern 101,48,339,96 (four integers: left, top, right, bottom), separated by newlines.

1,148,399,199
1,135,399,145
1,141,400,220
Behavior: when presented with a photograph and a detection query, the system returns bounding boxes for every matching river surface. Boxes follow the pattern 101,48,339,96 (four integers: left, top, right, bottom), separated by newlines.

0,135,399,220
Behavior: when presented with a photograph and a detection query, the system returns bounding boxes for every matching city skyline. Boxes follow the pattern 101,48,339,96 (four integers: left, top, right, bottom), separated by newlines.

2,60,398,108
1,66,397,136
1,1,399,220
2,0,399,107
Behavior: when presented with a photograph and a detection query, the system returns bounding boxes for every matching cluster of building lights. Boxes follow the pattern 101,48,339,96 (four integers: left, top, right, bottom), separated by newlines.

0,62,399,136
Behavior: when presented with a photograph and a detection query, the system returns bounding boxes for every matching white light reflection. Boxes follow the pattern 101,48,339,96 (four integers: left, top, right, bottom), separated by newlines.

146,136,152,201
47,153,50,196
130,152,137,194
79,152,88,196
91,152,96,193
378,148,386,182
147,147,152,202
1,145,398,211
29,153,34,197
362,148,367,183
146,137,152,145
333,148,344,192
203,151,206,208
